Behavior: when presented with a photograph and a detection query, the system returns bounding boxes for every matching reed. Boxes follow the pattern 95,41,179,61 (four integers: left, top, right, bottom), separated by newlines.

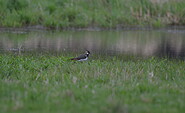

0,0,184,28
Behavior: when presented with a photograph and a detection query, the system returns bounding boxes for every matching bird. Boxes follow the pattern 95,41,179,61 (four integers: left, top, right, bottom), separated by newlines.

71,50,91,61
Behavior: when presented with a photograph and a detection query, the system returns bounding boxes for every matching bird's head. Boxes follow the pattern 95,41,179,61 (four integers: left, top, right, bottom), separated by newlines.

85,50,90,55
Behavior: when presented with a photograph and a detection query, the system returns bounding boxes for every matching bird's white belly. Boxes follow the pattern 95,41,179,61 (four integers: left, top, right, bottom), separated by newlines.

78,57,88,61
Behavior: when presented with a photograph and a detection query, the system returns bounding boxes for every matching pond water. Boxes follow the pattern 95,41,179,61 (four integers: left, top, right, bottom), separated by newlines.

0,28,185,59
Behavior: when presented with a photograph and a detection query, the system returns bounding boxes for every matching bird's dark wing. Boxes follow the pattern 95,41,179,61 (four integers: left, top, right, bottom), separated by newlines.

71,54,87,60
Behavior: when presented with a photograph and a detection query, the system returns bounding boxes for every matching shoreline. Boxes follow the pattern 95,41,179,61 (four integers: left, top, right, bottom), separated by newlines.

0,25,185,32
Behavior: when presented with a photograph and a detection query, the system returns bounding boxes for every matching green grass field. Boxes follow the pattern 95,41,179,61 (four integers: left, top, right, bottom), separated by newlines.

0,54,184,113
0,0,185,28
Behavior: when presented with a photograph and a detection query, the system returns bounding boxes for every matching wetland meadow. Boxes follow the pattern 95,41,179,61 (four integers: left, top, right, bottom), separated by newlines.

0,28,185,113
0,0,185,113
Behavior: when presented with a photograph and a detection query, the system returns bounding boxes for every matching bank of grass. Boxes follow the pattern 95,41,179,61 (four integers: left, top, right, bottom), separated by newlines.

0,0,185,29
0,53,184,113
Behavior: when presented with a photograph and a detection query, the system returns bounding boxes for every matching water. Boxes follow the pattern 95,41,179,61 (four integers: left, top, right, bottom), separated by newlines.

0,28,185,59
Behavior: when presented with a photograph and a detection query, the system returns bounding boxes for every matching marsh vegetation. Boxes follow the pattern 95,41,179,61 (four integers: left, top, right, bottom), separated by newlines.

0,0,185,28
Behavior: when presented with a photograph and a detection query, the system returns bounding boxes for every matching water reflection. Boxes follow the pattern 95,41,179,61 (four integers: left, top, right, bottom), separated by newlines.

0,29,184,58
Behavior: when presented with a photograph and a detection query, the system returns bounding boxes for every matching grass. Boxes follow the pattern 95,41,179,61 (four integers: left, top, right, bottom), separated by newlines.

0,53,184,113
0,0,185,28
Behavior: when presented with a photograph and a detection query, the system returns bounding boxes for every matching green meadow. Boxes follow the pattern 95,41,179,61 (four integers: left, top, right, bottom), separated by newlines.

0,54,184,113
0,0,185,28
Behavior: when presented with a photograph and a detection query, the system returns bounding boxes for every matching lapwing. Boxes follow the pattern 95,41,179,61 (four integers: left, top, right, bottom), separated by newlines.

71,50,90,61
